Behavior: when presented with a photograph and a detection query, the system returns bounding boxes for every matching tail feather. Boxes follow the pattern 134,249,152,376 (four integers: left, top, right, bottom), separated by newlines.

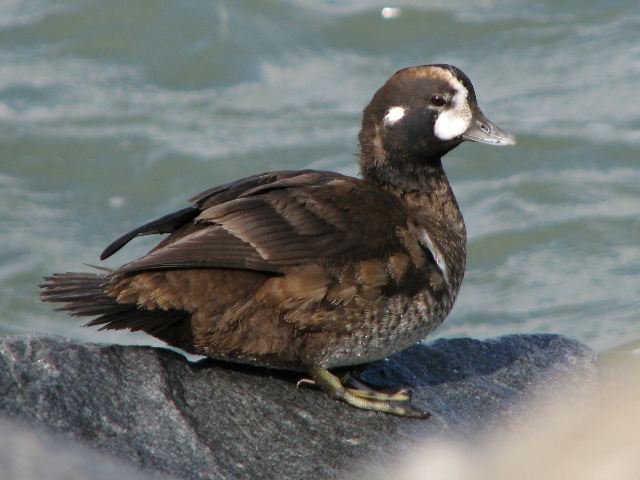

86,309,184,335
39,272,194,351
40,272,112,317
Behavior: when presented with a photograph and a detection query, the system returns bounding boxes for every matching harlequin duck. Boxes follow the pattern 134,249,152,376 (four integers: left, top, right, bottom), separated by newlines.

41,64,515,418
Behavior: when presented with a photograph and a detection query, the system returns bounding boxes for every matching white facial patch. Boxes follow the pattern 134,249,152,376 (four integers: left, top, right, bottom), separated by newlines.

433,76,472,141
383,106,405,126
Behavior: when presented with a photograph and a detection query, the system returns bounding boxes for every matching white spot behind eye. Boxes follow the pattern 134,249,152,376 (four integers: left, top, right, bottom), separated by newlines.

383,106,405,126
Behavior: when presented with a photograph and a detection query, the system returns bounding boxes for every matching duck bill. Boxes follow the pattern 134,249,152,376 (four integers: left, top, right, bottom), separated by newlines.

462,110,516,146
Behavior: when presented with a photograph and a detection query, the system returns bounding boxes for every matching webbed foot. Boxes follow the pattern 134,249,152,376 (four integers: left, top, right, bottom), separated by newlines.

298,368,429,419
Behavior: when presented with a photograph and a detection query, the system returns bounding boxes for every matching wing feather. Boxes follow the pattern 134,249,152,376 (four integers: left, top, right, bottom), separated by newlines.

107,170,406,276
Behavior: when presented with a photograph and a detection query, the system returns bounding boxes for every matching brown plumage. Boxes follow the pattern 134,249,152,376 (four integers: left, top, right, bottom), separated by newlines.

41,64,515,417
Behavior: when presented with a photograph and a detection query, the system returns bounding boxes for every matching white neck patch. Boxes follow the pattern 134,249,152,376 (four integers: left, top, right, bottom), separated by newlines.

417,228,450,286
383,106,405,126
433,76,472,141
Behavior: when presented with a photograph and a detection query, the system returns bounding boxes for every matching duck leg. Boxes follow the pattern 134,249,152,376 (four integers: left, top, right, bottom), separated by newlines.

299,368,430,419
299,372,411,401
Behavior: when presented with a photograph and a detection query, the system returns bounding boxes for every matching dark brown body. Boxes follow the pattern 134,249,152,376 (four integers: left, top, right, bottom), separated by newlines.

44,168,466,371
133,170,461,371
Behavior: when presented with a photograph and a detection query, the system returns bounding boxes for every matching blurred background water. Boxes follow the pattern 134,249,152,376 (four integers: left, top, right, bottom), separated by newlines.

0,0,638,351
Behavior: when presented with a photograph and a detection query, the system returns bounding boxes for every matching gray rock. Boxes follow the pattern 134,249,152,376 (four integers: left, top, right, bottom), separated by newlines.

0,334,596,480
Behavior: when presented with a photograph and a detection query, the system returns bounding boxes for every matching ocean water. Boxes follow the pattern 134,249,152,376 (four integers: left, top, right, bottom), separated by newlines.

1,0,638,351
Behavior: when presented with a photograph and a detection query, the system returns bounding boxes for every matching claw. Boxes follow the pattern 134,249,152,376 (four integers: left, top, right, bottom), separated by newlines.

296,377,316,389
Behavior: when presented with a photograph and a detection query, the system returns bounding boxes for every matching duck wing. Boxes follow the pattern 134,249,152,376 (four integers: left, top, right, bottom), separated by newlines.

103,170,406,276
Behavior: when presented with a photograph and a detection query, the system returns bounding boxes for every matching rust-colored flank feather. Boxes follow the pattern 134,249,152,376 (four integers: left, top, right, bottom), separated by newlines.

40,64,515,418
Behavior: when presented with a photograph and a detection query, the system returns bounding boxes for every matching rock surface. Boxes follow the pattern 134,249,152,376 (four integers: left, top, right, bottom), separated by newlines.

0,334,596,480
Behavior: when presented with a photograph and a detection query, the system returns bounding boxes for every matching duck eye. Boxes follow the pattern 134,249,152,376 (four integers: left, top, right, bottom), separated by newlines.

430,94,447,107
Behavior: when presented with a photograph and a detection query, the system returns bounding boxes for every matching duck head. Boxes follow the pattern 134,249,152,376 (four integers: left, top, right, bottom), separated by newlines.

359,64,515,189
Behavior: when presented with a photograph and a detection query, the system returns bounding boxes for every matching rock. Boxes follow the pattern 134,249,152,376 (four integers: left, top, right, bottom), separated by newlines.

0,334,596,480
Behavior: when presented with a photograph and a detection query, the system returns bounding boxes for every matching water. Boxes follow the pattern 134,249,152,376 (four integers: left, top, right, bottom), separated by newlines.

1,0,639,351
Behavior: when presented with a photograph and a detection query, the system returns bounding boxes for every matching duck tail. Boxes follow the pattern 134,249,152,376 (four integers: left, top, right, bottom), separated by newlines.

39,271,194,350
39,272,117,319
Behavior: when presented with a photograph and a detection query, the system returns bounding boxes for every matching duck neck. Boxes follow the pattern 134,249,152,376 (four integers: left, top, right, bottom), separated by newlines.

359,120,459,193
359,142,467,268
360,153,449,194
